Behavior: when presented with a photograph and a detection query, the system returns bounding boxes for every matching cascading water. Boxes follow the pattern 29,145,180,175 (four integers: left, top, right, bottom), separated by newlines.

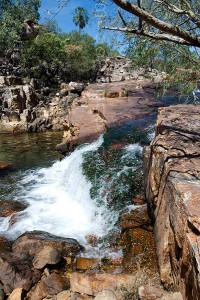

0,130,147,256
0,136,114,246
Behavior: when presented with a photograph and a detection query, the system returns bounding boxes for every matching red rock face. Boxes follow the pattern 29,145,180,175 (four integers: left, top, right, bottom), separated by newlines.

144,105,200,299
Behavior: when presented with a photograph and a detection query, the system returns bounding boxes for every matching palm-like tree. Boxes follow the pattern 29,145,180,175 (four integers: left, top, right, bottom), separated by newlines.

73,7,89,32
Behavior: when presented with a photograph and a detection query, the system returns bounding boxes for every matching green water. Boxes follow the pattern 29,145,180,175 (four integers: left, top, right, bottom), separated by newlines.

0,132,63,170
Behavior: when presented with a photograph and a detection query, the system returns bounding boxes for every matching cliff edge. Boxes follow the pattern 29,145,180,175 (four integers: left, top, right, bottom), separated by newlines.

144,104,200,299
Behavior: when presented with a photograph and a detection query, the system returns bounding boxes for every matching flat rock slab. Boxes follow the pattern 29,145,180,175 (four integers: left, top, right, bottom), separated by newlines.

66,80,159,144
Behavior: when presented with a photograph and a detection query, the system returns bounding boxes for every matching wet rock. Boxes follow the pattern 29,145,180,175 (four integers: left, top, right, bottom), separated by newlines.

8,288,24,300
94,289,117,300
121,228,157,274
132,194,146,205
144,105,200,299
70,272,135,296
0,162,12,173
76,257,100,271
30,274,68,300
138,285,183,300
12,231,84,257
0,253,41,291
0,200,27,217
0,236,12,252
33,246,62,269
120,204,151,230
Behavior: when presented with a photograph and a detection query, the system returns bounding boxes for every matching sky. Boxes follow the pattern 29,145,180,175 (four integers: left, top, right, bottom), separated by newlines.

39,0,125,52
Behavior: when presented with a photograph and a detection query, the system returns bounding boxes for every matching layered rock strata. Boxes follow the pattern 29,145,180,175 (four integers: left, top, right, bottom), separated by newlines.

144,104,200,299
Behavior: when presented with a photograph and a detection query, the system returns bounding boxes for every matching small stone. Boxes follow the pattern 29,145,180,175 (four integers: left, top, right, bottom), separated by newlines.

94,289,117,300
54,290,70,300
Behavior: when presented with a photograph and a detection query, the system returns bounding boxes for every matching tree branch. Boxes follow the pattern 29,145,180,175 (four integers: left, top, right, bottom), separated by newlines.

118,10,127,26
112,0,200,46
103,25,191,46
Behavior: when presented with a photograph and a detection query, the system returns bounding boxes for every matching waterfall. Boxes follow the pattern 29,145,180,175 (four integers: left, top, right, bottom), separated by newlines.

0,134,143,256
0,135,117,247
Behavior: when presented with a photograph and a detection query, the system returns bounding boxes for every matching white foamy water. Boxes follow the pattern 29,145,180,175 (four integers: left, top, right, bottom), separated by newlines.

122,143,143,158
0,135,117,247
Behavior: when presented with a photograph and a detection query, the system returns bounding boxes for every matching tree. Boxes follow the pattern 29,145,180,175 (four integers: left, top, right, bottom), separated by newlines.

73,7,89,32
0,0,41,55
102,0,200,48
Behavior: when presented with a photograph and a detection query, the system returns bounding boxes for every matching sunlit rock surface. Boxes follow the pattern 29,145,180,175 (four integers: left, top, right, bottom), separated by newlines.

144,104,200,299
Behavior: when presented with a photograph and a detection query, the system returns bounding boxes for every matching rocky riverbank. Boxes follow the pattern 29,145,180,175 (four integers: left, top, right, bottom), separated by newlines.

1,73,196,299
0,197,183,300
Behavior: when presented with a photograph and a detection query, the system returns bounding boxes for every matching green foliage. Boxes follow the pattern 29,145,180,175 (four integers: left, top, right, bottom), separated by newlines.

0,0,41,55
20,30,114,84
126,37,198,72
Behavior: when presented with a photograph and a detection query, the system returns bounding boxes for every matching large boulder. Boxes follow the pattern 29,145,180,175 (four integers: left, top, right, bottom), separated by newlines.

68,82,84,95
21,20,39,41
12,231,84,257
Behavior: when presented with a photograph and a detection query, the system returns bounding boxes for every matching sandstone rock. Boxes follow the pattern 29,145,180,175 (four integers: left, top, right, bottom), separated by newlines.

132,194,146,205
105,91,119,98
70,272,135,296
21,20,39,41
68,82,84,94
161,292,183,300
8,288,24,300
52,290,70,300
30,274,68,300
0,200,27,217
94,289,117,300
69,293,93,300
0,253,41,291
33,246,62,269
12,231,84,257
0,236,12,252
138,285,183,300
144,105,200,299
59,88,69,98
120,204,151,230
76,257,100,271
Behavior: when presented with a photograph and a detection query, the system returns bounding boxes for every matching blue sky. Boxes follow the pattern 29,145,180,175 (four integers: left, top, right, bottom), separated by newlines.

39,0,124,52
